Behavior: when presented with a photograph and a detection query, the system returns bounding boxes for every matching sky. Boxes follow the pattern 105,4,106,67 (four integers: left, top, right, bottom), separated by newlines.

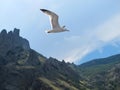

0,0,120,64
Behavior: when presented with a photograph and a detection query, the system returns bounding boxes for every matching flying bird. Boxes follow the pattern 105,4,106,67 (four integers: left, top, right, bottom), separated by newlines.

40,9,69,33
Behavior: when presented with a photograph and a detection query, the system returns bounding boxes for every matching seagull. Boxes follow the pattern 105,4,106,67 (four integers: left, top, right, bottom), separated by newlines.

40,9,69,33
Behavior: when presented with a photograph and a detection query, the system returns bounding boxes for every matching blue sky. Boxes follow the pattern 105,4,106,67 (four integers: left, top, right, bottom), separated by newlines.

0,0,120,64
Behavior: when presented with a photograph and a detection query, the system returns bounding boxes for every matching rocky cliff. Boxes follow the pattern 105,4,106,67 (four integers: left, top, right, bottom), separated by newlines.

0,28,120,90
0,28,30,57
0,29,87,90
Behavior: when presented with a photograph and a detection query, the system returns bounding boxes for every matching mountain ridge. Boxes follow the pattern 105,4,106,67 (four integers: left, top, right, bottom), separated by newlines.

0,28,120,90
79,54,120,78
0,29,88,90
0,28,30,57
80,54,120,67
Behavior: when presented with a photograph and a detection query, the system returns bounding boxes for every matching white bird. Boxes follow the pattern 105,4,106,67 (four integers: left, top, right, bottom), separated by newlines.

40,9,69,33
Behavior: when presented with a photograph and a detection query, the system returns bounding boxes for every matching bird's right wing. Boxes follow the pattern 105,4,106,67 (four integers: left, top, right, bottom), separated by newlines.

40,9,60,29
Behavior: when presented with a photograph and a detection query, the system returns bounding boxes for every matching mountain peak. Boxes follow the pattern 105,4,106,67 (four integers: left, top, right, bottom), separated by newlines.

0,28,30,56
0,28,20,36
0,28,85,90
13,28,20,36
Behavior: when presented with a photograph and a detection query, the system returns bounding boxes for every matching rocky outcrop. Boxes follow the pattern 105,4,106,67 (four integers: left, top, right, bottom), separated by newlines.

0,29,86,90
2,28,120,90
0,28,30,57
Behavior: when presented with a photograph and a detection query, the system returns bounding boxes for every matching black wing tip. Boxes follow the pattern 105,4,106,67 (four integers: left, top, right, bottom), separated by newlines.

40,9,48,12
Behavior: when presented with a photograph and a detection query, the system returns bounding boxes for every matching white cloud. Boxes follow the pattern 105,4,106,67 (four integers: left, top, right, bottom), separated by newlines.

95,14,120,42
64,13,120,63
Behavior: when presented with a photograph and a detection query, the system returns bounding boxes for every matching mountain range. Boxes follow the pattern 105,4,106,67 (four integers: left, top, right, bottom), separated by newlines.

0,28,120,90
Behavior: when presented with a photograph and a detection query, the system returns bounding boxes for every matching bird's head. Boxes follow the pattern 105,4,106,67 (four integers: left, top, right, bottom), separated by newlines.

45,30,52,33
62,25,66,28
62,26,69,32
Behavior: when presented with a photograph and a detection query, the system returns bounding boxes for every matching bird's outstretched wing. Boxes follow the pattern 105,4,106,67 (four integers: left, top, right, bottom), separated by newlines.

40,9,60,29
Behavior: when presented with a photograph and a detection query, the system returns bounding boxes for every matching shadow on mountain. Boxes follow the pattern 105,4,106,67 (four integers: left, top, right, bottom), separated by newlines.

0,28,120,90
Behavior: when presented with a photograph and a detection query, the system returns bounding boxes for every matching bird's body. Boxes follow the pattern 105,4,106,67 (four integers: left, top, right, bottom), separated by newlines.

40,9,69,33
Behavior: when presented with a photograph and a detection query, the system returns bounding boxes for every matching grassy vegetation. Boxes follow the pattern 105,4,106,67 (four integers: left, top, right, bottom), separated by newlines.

16,65,35,69
38,56,46,64
38,77,80,90
38,77,61,90
79,54,120,78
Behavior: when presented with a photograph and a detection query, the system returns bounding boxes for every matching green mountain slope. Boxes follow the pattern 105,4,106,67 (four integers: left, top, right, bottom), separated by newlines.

0,28,120,90
78,54,120,90
0,29,88,90
79,54,120,78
